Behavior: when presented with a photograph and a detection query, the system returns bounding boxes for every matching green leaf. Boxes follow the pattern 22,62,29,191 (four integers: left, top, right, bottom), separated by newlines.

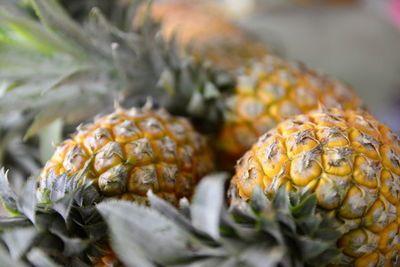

26,248,62,267
313,228,342,242
57,235,88,257
97,200,199,266
39,119,62,164
0,168,18,214
291,194,317,219
29,0,101,56
187,90,205,116
272,185,290,212
24,89,107,140
191,173,227,240
147,191,195,233
2,226,38,259
240,246,284,267
203,82,220,99
0,216,31,229
294,236,332,261
0,245,27,267
0,12,81,57
16,177,37,223
307,248,341,266
250,186,269,213
51,194,74,223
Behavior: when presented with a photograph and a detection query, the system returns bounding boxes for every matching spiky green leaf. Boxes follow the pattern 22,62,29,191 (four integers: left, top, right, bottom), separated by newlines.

2,226,38,259
16,177,37,223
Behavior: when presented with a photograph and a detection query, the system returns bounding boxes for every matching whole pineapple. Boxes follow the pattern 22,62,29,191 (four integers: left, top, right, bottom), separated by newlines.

232,108,400,266
36,103,214,266
38,103,214,205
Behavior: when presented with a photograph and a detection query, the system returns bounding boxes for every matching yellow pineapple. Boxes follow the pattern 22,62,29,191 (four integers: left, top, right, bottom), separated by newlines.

38,103,214,205
231,108,400,266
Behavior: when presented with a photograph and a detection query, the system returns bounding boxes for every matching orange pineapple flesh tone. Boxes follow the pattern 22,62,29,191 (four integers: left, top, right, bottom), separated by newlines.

232,108,400,266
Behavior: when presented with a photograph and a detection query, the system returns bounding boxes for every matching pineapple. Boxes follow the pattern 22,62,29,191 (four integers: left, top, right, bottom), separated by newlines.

38,103,214,206
232,108,400,266
35,103,214,266
135,0,268,69
216,56,364,168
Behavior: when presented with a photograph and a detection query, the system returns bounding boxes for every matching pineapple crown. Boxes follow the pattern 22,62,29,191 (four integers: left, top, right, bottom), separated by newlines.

0,0,233,135
0,168,106,267
97,173,342,267
0,0,233,175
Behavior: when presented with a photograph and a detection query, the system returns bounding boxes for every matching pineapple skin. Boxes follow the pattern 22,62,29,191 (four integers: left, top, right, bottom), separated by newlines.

38,105,214,206
217,55,364,169
232,108,400,266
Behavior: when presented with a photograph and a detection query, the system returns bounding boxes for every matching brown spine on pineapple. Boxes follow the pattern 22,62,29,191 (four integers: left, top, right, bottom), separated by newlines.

135,0,268,70
217,56,364,170
232,108,400,266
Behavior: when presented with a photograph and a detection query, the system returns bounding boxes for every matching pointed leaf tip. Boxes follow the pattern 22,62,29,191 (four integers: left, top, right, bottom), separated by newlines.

291,194,317,219
272,184,290,211
250,186,269,213
16,177,37,223
0,168,18,214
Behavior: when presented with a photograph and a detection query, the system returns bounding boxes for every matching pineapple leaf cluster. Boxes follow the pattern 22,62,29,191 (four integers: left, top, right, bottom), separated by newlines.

0,168,106,267
0,0,233,175
97,173,342,267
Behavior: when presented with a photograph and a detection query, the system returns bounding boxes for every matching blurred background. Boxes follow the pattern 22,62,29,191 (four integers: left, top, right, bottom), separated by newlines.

221,0,400,134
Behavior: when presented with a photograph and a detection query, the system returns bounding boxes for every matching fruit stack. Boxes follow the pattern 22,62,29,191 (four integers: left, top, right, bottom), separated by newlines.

0,1,398,267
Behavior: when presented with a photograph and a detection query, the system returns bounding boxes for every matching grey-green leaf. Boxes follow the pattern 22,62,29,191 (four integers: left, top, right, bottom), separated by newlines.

191,173,227,240
0,245,28,267
97,200,198,266
2,227,38,260
0,216,31,229
26,248,62,267
250,186,269,213
16,177,37,223
0,168,17,214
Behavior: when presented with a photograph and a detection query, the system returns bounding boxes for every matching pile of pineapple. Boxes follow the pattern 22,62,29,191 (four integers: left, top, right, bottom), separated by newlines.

0,1,399,267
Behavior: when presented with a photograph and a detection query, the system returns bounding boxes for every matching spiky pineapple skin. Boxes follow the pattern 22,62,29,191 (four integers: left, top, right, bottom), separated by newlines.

232,108,400,266
38,105,214,205
217,56,364,168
